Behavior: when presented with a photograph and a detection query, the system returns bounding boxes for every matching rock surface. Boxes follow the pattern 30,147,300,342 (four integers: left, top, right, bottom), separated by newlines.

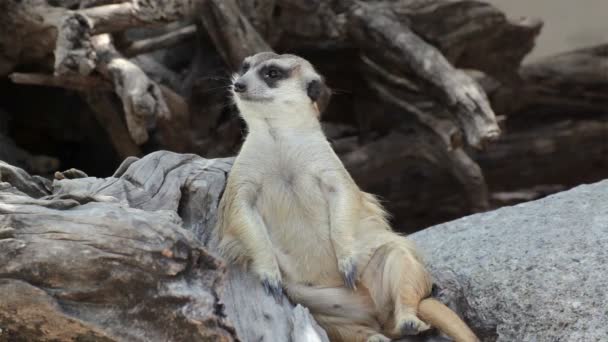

412,180,608,342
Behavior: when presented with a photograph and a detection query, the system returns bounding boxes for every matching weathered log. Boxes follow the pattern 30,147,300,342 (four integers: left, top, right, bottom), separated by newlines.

475,118,608,199
364,68,462,150
0,129,61,178
235,0,280,43
84,91,143,159
489,44,608,117
10,0,603,232
362,72,490,213
122,24,197,58
390,0,542,82
200,0,272,70
4,0,196,151
90,33,169,145
8,71,190,153
342,127,488,231
347,2,500,149
0,161,52,198
274,1,348,51
8,72,113,92
78,0,204,34
0,1,63,76
0,152,330,341
0,183,235,341
155,84,192,152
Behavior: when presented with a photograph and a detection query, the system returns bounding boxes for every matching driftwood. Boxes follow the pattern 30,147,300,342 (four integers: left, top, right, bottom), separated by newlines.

477,119,608,205
348,2,500,149
1,1,605,229
341,127,488,231
2,0,196,149
200,0,272,70
488,44,608,117
84,91,143,159
0,151,488,341
0,152,333,341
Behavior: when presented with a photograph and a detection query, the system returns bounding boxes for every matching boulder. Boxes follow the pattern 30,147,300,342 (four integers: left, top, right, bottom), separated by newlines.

412,180,608,341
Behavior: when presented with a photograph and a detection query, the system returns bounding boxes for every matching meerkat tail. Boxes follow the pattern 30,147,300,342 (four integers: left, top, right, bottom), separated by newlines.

417,298,479,342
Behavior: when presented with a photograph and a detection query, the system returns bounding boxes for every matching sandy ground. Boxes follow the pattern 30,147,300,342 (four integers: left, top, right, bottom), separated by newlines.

484,0,608,62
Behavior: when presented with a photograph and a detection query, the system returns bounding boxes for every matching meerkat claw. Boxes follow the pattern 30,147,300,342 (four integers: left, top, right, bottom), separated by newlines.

262,278,284,303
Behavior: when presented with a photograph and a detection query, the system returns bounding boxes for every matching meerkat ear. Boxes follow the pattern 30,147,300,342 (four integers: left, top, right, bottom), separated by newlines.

307,79,332,114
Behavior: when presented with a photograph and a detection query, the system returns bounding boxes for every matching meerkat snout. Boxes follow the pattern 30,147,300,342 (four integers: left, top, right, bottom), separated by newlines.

233,80,247,93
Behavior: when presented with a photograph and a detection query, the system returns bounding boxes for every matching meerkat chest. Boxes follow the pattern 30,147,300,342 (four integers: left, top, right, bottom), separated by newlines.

241,132,337,210
237,133,341,274
256,146,331,228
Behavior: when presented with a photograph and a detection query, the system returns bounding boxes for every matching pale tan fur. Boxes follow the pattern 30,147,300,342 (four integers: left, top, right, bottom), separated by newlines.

215,52,478,342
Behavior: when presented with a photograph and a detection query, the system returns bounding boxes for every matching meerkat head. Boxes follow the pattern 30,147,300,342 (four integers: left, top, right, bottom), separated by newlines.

231,52,331,128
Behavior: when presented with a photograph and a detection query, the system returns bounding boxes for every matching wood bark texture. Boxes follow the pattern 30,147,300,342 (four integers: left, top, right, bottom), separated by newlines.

2,0,603,230
0,151,331,341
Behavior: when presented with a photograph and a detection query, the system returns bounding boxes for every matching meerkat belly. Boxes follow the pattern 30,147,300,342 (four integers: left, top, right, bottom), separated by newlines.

256,169,341,285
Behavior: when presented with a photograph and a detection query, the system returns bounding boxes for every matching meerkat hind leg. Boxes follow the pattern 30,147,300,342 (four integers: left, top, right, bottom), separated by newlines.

361,242,432,338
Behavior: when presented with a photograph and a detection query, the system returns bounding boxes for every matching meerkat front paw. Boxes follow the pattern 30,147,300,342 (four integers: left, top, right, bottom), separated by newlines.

257,270,284,303
338,257,358,290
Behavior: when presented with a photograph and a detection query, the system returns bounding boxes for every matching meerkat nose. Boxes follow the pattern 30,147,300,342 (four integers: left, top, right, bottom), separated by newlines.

233,81,247,93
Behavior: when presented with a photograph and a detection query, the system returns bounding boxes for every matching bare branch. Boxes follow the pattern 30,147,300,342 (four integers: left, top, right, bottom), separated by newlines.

446,148,489,212
155,85,192,153
200,0,271,70
9,72,112,92
54,12,97,76
81,1,204,34
122,25,197,57
54,0,204,76
84,91,143,160
365,75,462,150
92,33,169,145
490,44,608,116
347,2,501,149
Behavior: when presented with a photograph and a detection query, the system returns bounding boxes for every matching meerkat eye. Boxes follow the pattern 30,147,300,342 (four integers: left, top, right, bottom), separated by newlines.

240,62,250,74
265,67,282,79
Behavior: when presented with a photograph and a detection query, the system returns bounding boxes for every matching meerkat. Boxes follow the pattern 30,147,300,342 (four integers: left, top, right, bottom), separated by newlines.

215,52,478,342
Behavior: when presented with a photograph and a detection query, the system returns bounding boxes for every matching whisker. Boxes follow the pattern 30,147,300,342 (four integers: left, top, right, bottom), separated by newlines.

194,85,234,94
329,87,351,95
199,76,233,82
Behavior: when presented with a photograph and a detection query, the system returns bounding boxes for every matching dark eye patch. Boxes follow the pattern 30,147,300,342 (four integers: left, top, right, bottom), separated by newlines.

240,62,250,75
258,64,289,88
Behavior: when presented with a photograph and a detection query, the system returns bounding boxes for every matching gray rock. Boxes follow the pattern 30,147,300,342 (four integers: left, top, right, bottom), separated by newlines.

412,180,608,342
